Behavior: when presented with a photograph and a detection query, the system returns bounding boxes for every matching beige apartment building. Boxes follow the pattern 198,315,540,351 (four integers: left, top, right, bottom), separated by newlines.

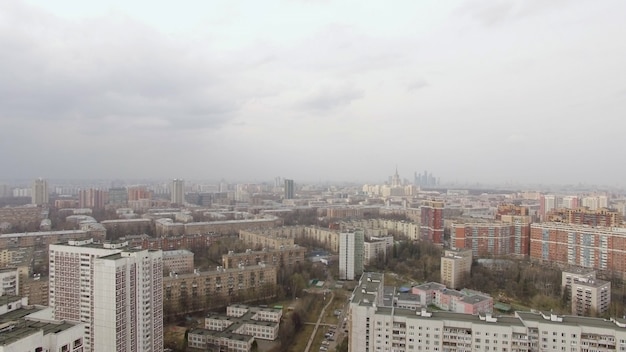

440,249,473,289
163,249,195,274
222,246,306,269
163,264,277,314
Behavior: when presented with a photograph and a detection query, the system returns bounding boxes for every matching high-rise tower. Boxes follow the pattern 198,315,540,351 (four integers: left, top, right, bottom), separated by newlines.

339,230,364,280
171,178,185,205
31,177,48,205
284,179,294,199
49,239,163,352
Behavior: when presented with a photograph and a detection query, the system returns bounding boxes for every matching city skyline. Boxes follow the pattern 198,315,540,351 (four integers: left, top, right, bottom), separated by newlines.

1,1,626,185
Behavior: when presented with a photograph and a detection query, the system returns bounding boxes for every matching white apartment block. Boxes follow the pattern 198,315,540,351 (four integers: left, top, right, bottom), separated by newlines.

349,272,626,352
0,267,18,296
49,238,163,352
340,230,365,281
188,304,282,351
364,236,394,265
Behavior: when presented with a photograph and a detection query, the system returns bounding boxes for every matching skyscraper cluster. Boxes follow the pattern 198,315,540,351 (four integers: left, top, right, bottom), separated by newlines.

414,170,438,188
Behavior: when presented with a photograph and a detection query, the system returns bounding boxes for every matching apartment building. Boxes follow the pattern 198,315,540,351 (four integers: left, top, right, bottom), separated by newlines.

0,267,18,296
421,200,444,244
163,264,277,314
155,217,280,237
561,268,610,317
163,249,194,274
570,277,611,316
562,268,597,293
339,230,365,280
440,249,473,289
49,238,163,352
530,223,626,274
0,229,105,250
123,233,215,251
238,230,295,250
364,236,394,265
451,217,531,257
222,246,306,269
547,207,623,227
349,272,626,352
31,178,48,205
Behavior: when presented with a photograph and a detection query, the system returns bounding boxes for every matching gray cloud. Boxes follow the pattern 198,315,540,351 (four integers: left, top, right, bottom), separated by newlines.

457,0,577,26
0,2,248,132
407,80,429,92
298,85,364,112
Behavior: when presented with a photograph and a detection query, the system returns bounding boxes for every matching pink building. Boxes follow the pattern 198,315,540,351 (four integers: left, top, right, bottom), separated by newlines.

411,282,493,315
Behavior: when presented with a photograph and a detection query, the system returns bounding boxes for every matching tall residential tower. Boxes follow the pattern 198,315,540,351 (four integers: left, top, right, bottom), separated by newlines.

49,239,163,352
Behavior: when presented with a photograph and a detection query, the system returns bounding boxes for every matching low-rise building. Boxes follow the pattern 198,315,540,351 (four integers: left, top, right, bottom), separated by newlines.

188,304,282,351
222,246,306,269
163,265,278,315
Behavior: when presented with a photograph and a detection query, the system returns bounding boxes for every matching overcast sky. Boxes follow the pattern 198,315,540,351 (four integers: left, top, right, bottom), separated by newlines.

1,0,625,186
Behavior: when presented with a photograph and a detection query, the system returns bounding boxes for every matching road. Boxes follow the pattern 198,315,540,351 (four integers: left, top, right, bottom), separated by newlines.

303,291,335,352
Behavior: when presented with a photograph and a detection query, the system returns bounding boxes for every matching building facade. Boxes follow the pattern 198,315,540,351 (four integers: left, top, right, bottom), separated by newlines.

440,249,473,289
339,230,364,280
171,179,185,205
163,249,195,274
530,223,626,274
222,246,306,269
31,178,48,205
421,200,444,244
284,179,294,200
163,264,277,315
49,239,163,352
451,217,531,257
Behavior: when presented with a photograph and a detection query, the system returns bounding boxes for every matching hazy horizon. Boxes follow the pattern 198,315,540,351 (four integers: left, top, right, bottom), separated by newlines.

2,0,625,186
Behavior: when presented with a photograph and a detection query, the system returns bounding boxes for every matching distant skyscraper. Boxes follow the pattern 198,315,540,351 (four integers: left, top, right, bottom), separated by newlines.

339,230,364,280
78,188,108,209
539,194,556,220
171,178,185,205
108,187,128,205
31,177,48,205
284,179,294,199
49,239,163,352
421,199,444,244
128,186,151,201
414,170,438,188
562,196,579,209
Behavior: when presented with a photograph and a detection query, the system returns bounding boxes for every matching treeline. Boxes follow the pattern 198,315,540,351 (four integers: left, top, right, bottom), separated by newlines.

366,241,442,282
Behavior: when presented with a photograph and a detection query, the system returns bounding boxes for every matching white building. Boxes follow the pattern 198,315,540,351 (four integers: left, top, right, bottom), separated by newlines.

363,236,393,265
49,238,163,352
349,272,626,352
339,230,365,280
0,267,18,296
171,179,185,205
